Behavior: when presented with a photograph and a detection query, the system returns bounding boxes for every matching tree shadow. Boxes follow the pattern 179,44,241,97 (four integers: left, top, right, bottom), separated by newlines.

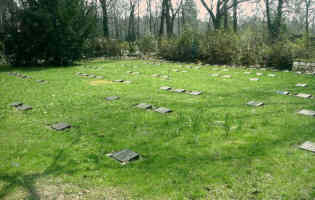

0,130,85,200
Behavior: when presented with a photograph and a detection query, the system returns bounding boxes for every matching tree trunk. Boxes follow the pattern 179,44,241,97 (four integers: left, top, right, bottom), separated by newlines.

100,0,109,38
233,0,237,32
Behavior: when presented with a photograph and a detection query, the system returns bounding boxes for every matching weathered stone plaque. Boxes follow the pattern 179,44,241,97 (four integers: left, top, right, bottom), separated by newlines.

16,105,32,111
244,72,251,74
247,101,264,107
105,96,120,101
181,70,188,73
36,80,47,83
80,73,88,77
189,91,202,95
223,69,229,72
110,149,139,163
268,74,276,77
96,76,104,79
152,74,160,77
297,109,315,116
276,91,290,95
222,75,231,78
296,83,307,87
211,74,219,77
174,89,186,93
256,73,263,76
88,75,96,78
136,103,152,109
51,122,71,131
155,107,172,114
9,102,23,107
160,86,172,90
173,69,179,72
299,141,315,153
113,80,124,82
295,93,312,98
250,78,259,81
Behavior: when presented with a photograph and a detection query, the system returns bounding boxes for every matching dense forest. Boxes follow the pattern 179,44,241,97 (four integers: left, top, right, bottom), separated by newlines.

0,0,314,68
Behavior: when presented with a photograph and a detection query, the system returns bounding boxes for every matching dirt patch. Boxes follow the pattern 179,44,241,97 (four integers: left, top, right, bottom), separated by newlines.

89,80,113,86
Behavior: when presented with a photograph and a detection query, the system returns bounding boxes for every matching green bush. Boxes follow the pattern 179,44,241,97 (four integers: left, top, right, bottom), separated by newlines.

263,41,294,70
137,34,157,55
3,0,96,66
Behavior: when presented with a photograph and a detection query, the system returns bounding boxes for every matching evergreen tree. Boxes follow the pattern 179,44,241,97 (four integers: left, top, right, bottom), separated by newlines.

3,0,96,66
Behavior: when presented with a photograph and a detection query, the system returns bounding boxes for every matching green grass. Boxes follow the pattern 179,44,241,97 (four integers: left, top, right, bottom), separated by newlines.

0,59,314,200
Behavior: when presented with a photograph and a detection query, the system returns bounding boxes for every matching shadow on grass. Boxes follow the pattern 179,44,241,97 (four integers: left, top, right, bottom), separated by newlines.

0,131,85,200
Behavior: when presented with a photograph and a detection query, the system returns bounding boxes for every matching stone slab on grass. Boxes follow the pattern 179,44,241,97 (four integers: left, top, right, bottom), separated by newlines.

250,78,259,81
299,141,315,153
247,101,264,107
155,107,172,114
105,96,120,101
16,105,32,111
113,80,124,83
295,93,312,98
160,86,172,90
188,91,202,96
109,149,140,164
136,103,153,110
297,109,315,116
276,91,290,95
173,89,186,93
51,122,71,131
296,83,307,87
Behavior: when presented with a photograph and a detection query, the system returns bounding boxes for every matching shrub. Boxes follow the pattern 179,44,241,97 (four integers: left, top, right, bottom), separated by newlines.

84,38,126,58
263,41,294,70
3,0,96,66
137,34,157,55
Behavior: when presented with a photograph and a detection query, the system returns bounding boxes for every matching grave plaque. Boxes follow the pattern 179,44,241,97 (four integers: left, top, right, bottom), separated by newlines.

247,101,264,107
276,91,290,95
174,89,186,93
88,75,96,78
297,109,315,116
36,80,47,83
250,78,259,81
160,86,172,90
296,83,307,87
110,149,140,163
299,141,315,153
9,102,23,107
244,72,251,74
155,107,172,114
16,105,32,111
222,75,231,78
105,96,120,101
268,74,276,77
256,73,263,76
296,93,312,98
211,74,219,77
189,91,202,95
80,73,88,77
152,74,160,77
136,103,152,109
113,80,124,83
182,71,188,73
51,122,71,131
96,76,104,79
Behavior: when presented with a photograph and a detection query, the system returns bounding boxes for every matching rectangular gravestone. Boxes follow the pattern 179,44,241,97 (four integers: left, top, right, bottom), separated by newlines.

9,102,23,107
296,93,312,98
174,89,186,93
247,101,264,107
222,75,231,78
256,73,263,76
152,74,160,77
299,141,315,153
110,149,139,164
296,83,307,87
113,80,124,82
189,91,202,95
51,122,71,131
155,107,172,114
297,109,315,116
96,76,104,79
268,74,276,77
250,78,259,81
16,105,32,111
136,103,152,110
105,96,120,101
160,86,172,90
276,91,290,95
211,74,219,77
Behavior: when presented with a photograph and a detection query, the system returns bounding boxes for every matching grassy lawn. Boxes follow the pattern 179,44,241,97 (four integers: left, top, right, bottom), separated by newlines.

0,58,314,200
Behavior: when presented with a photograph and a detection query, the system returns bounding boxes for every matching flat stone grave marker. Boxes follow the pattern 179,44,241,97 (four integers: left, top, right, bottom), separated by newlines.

124,80,132,84
109,149,139,164
189,91,202,95
136,103,152,110
182,70,188,73
297,109,315,116
296,71,302,74
174,89,186,93
268,74,276,77
51,122,71,131
36,80,47,83
152,74,160,77
88,75,96,78
211,74,219,77
126,71,132,74
244,72,251,74
299,141,315,153
276,91,290,95
16,105,32,111
155,107,172,114
172,69,179,72
113,80,124,83
222,75,231,78
160,86,172,90
186,66,192,69
195,67,201,69
161,75,169,79
250,78,259,81
284,70,289,72
247,101,264,107
222,69,229,72
256,73,263,76
105,96,120,101
9,102,23,107
80,73,88,77
296,83,307,87
96,76,104,79
295,93,312,98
